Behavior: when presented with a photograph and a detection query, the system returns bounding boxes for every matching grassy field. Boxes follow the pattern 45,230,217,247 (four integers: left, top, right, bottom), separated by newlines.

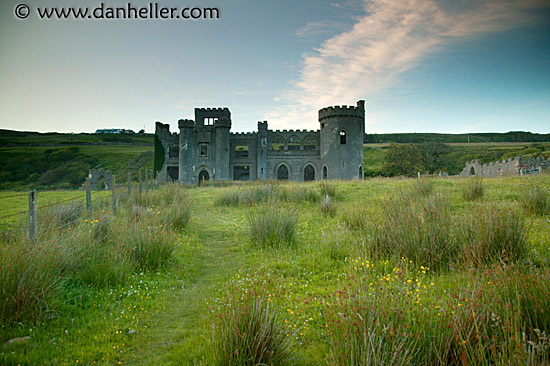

1,176,550,365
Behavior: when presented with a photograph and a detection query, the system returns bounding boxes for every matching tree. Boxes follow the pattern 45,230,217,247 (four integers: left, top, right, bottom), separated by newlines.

381,143,425,177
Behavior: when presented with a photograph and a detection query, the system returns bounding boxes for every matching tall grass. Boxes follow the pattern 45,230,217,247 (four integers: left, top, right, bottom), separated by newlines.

326,262,550,365
413,179,435,197
0,184,186,323
161,199,191,230
319,181,336,199
248,205,297,248
520,183,550,216
40,201,84,230
370,194,457,270
115,221,176,271
212,297,297,366
0,226,88,324
320,194,336,217
462,178,485,201
216,183,319,207
459,206,529,267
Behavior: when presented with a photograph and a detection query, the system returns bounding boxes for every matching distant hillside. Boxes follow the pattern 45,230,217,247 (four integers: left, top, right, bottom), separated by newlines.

365,131,550,144
0,129,153,146
0,130,153,190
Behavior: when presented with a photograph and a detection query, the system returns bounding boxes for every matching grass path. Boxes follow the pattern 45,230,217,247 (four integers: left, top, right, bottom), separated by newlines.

131,188,244,365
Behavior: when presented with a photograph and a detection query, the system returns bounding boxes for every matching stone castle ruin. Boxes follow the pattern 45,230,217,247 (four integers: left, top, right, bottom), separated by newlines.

460,156,548,178
155,101,365,185
88,168,112,190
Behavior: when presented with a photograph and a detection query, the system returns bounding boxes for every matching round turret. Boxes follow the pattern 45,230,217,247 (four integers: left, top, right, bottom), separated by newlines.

319,100,365,180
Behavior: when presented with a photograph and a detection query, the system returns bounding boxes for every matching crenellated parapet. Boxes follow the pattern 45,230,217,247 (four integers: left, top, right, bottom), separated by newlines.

178,119,195,129
319,100,365,121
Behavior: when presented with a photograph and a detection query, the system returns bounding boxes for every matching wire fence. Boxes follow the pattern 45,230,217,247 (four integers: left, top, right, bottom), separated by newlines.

0,169,160,242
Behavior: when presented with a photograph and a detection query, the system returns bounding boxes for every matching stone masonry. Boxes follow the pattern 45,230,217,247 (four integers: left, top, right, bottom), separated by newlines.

460,156,549,177
155,101,366,185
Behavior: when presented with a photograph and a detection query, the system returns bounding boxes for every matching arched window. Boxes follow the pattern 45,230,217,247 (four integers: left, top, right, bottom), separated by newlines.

304,164,315,181
469,167,475,176
288,136,301,150
359,165,363,179
277,165,289,180
303,135,317,150
340,130,347,145
271,136,284,150
323,166,328,179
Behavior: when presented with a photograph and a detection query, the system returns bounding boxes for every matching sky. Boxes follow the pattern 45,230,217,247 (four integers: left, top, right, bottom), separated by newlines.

0,0,549,134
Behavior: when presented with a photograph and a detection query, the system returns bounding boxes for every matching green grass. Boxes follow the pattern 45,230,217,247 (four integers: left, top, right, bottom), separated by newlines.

1,176,550,365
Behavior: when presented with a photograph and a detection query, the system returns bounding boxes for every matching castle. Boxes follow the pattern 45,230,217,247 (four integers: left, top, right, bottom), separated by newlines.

154,100,365,185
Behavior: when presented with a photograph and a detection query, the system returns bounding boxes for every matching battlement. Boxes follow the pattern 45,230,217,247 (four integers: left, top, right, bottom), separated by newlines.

196,107,230,113
230,132,257,136
318,100,365,121
272,129,318,134
194,107,231,119
178,119,195,129
155,121,171,133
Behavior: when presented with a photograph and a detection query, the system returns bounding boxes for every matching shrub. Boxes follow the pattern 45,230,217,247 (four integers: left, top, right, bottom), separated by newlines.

462,178,485,201
460,206,529,267
519,183,550,216
213,297,297,366
371,194,457,270
248,206,297,248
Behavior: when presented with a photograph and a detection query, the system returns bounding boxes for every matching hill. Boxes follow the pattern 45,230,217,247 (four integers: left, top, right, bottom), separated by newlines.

365,131,550,144
0,129,153,190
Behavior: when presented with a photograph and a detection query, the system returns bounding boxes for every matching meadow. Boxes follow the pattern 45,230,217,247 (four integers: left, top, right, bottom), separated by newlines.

1,175,549,365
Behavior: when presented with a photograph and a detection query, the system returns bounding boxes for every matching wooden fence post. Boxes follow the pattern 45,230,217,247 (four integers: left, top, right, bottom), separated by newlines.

128,172,132,197
112,175,117,216
139,170,142,195
86,178,92,219
28,189,38,242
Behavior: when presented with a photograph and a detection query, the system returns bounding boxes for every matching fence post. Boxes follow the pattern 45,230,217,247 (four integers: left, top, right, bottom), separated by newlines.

28,189,38,242
112,175,117,216
86,178,92,219
139,170,143,195
128,172,132,197
145,170,149,193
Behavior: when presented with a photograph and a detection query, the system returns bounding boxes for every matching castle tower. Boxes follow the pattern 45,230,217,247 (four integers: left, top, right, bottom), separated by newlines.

214,117,231,181
257,121,268,180
319,100,365,180
178,119,196,184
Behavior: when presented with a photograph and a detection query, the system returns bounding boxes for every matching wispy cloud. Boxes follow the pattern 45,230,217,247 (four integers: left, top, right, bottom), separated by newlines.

266,0,548,130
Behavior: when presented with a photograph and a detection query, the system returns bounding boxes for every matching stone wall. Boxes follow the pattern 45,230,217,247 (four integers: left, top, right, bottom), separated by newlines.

460,156,549,177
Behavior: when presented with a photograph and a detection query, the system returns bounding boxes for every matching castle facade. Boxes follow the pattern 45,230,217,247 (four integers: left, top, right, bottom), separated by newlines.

154,100,365,184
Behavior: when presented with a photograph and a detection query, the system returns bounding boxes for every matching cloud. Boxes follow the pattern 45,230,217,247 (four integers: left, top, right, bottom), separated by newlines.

266,0,548,130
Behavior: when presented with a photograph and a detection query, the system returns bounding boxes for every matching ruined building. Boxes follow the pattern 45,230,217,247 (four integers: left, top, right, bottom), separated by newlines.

155,101,365,184
460,156,548,178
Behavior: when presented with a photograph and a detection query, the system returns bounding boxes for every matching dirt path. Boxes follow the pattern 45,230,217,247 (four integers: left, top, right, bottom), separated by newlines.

130,189,243,365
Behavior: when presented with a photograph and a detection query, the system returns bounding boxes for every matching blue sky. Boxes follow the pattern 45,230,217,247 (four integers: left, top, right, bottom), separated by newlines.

0,0,548,134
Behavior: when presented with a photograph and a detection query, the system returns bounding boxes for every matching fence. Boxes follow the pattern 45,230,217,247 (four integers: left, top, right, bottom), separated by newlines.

0,169,160,242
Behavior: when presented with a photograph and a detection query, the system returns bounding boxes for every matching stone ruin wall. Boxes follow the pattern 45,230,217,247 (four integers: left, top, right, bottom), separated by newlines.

460,156,549,178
